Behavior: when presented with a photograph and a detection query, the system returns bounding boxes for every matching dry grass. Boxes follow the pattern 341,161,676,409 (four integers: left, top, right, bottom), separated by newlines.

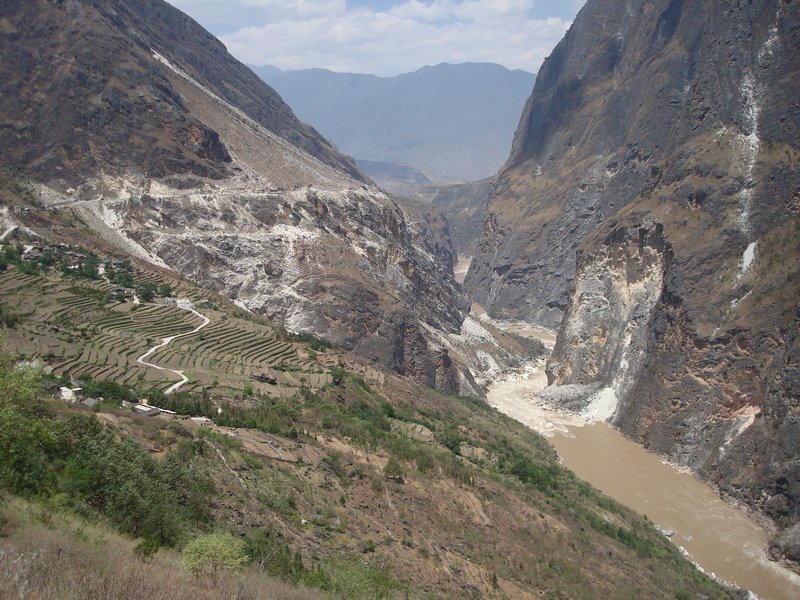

0,502,322,600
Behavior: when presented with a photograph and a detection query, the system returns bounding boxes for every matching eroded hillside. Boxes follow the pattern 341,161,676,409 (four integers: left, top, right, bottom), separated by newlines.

0,220,733,598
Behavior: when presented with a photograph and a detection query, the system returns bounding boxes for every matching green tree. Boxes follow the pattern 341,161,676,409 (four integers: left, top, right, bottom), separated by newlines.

0,359,40,409
72,255,99,279
383,456,404,481
112,269,134,288
0,408,58,494
183,532,249,579
137,283,156,302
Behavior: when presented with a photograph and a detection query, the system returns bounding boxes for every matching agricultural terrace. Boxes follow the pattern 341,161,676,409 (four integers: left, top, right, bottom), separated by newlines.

0,264,331,395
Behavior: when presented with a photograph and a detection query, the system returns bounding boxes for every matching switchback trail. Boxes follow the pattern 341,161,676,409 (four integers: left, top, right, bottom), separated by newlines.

0,225,18,242
136,304,210,394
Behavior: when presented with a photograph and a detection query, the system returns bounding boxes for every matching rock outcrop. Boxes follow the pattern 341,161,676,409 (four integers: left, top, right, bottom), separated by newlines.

544,223,670,421
466,0,800,549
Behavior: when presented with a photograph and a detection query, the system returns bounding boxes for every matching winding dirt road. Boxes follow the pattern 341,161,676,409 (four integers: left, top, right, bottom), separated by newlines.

136,304,210,394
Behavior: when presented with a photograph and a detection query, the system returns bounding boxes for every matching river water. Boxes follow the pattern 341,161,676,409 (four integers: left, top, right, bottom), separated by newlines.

486,356,800,600
454,255,471,284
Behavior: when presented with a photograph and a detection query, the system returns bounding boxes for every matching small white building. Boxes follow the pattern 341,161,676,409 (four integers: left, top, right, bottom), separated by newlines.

59,386,81,402
134,403,161,417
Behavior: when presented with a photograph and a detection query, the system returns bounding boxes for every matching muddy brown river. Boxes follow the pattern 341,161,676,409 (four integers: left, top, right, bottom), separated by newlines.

486,355,800,600
454,255,471,284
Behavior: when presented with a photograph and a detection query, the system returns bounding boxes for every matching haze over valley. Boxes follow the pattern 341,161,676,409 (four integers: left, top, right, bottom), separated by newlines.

255,62,536,187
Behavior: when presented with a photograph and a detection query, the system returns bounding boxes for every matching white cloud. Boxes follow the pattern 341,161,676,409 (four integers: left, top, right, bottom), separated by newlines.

238,0,347,18
169,0,574,75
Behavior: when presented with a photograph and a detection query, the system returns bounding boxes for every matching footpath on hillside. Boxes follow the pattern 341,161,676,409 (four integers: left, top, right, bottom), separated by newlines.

135,301,211,394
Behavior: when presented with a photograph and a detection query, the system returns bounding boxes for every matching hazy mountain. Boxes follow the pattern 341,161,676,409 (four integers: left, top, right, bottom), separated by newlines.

255,62,535,184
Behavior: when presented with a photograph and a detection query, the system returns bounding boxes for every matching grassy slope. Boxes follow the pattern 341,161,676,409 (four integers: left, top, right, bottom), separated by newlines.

0,496,323,600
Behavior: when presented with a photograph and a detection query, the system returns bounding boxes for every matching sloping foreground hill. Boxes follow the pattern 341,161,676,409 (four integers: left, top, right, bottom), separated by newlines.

464,0,800,558
0,373,735,599
0,296,732,599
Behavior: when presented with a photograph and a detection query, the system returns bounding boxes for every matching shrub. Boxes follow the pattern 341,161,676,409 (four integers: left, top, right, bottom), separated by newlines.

182,532,249,579
244,529,306,583
383,457,404,481
310,559,400,598
329,367,345,386
415,452,434,474
436,428,464,455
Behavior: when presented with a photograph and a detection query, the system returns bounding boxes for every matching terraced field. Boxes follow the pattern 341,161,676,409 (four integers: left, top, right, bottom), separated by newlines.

144,310,330,394
0,266,331,395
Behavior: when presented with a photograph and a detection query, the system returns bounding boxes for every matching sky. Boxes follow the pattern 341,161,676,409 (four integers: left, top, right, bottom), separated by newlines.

167,0,585,76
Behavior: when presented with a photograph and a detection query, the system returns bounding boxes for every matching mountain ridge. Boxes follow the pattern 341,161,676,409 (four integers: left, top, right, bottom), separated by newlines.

0,0,365,187
0,0,514,396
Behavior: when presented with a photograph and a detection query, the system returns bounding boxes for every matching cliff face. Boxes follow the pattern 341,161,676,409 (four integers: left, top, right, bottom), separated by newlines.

466,0,800,546
465,0,799,328
425,177,494,256
0,0,507,395
544,224,670,421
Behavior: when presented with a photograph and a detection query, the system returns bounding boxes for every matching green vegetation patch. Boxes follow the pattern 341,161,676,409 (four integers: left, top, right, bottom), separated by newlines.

0,359,211,549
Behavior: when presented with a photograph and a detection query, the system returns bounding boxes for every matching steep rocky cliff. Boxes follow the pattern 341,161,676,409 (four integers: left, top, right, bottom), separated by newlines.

466,0,800,554
0,0,506,395
423,177,494,256
544,223,670,421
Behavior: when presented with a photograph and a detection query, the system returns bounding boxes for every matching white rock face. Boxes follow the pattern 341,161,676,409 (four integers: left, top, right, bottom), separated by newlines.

738,242,757,277
545,224,668,421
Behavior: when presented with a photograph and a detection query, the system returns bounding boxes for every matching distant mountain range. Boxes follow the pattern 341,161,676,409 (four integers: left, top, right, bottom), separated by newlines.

253,62,535,185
